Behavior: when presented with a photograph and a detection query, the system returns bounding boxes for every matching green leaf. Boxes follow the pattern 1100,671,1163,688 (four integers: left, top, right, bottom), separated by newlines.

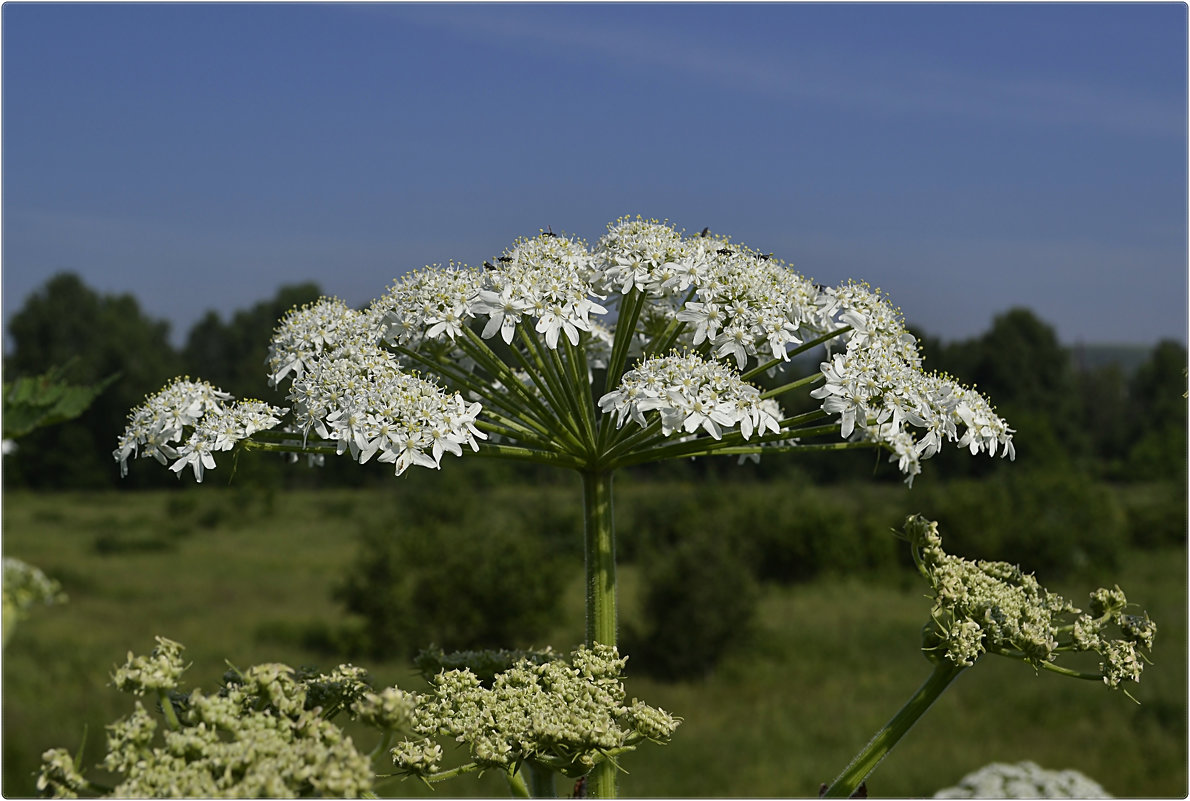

2,361,119,439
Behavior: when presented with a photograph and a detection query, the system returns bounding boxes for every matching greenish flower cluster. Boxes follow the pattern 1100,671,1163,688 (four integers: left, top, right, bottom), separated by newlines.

39,638,405,798
933,760,1112,798
110,636,189,696
903,516,1156,690
391,643,680,782
3,557,66,622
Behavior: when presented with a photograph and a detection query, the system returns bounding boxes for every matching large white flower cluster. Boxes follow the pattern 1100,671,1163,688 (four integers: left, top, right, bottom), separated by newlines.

598,351,781,441
267,296,371,387
113,378,286,483
812,283,1014,484
116,216,1015,484
933,760,1112,798
370,263,484,350
474,233,607,347
288,335,485,476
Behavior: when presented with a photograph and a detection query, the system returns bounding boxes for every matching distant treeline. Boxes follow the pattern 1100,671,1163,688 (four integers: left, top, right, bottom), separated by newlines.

3,271,1186,490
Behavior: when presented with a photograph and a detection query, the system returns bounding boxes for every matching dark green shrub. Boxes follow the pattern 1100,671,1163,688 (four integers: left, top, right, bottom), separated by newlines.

626,529,759,681
333,490,572,658
915,470,1126,577
1120,482,1187,549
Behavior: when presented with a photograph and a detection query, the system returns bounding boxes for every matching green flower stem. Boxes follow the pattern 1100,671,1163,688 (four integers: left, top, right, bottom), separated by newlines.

1006,655,1102,681
612,418,843,468
513,327,585,440
560,336,599,451
472,443,586,470
396,344,558,440
526,330,585,442
638,439,870,464
601,288,645,397
505,766,531,798
525,761,556,798
157,690,182,732
601,414,666,460
759,371,825,400
642,312,691,358
581,469,617,649
242,440,338,457
823,661,966,798
739,325,852,381
417,762,483,784
458,326,578,444
580,468,618,800
472,418,571,454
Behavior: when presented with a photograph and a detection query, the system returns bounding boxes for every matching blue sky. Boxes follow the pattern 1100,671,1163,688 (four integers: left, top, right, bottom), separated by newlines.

3,2,1186,349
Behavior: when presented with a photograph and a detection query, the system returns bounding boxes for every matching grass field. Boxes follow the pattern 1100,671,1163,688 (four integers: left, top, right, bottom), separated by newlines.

3,486,1185,798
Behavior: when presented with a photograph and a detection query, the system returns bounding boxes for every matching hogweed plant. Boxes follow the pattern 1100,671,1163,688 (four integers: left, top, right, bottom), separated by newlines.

100,217,1153,797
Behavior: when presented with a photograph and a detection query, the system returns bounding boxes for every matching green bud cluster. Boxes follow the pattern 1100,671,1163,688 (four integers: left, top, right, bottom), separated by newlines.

903,516,1156,692
110,636,189,695
391,643,680,781
40,638,399,798
3,557,66,621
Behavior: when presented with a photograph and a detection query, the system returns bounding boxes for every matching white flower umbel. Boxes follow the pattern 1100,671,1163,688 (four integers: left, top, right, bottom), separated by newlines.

933,761,1112,798
120,217,1012,486
288,336,485,475
598,351,780,441
113,378,286,482
811,283,1014,485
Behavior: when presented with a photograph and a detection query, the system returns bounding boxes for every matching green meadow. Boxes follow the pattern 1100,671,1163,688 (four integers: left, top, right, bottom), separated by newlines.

3,482,1185,798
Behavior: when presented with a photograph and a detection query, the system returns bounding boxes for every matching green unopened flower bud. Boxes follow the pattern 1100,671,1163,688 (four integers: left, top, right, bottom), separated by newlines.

111,636,187,695
391,737,444,776
352,686,415,732
37,748,89,799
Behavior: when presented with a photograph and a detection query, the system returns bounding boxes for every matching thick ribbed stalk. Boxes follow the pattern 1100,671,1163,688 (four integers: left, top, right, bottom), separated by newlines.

822,661,966,798
581,468,617,798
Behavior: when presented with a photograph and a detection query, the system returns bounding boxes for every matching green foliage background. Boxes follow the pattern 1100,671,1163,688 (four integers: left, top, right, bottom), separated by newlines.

2,481,1185,797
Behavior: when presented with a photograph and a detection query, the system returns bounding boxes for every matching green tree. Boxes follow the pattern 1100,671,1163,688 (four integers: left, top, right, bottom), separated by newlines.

3,273,181,488
1125,340,1188,481
925,308,1086,474
181,282,321,402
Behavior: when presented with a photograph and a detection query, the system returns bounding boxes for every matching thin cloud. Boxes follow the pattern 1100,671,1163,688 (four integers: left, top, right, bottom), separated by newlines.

382,5,1183,139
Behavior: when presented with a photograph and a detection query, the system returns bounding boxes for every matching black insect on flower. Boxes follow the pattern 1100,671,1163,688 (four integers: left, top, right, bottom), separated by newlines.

716,248,733,255
483,261,497,270
541,225,557,237
698,226,710,237
497,256,514,263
